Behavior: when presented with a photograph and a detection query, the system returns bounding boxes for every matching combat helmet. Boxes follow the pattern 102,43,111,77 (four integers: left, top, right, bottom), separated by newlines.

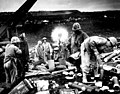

42,37,47,40
108,37,117,47
37,40,42,45
72,22,81,31
11,36,20,43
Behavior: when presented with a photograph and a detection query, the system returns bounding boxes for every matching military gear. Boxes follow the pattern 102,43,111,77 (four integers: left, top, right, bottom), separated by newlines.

72,22,81,30
4,43,22,84
11,36,20,43
42,37,47,40
54,47,59,51
81,36,116,83
108,37,117,47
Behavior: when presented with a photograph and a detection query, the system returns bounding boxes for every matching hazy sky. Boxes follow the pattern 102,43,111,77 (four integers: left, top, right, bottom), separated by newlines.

0,0,120,12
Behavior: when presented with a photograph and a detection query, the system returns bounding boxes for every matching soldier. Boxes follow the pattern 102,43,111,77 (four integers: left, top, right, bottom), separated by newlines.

67,22,89,72
4,36,22,84
67,22,89,54
35,40,44,61
33,40,45,67
42,37,53,64
80,36,118,83
53,46,61,62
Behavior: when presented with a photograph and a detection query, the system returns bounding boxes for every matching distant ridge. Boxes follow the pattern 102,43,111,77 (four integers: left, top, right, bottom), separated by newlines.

0,9,120,14
0,9,120,23
30,10,81,16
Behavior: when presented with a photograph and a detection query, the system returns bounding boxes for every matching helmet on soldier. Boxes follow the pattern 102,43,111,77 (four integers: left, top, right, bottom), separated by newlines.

54,47,59,51
42,37,47,40
108,37,117,47
11,36,20,43
72,22,81,31
37,40,42,45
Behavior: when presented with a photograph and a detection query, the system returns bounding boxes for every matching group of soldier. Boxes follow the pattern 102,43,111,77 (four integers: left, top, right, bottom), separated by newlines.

2,22,119,86
31,37,53,67
67,22,118,83
31,22,119,84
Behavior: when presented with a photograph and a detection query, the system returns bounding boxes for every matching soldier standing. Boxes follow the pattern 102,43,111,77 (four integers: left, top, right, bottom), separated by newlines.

42,37,53,64
33,40,45,67
68,22,89,54
4,36,22,84
67,22,89,72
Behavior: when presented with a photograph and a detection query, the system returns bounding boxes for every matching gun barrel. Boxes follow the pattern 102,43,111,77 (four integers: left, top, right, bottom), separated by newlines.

0,0,37,40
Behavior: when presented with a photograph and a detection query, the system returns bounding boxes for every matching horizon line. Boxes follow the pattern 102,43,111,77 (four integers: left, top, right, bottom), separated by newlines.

0,9,120,13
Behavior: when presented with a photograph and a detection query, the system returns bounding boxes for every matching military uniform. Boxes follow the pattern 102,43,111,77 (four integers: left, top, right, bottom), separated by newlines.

33,41,45,67
68,22,89,54
80,36,117,82
68,30,89,54
67,22,89,72
4,43,22,84
42,41,53,63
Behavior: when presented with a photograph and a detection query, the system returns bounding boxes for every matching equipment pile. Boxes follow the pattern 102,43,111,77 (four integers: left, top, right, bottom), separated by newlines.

4,49,120,94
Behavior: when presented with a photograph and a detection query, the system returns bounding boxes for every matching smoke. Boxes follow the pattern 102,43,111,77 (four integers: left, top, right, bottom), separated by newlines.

51,26,69,43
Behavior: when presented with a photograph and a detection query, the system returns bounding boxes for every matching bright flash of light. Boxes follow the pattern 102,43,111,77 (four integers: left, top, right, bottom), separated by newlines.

51,26,69,43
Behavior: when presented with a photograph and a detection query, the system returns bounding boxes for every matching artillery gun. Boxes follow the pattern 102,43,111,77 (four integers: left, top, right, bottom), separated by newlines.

0,0,37,66
0,1,37,92
0,0,37,45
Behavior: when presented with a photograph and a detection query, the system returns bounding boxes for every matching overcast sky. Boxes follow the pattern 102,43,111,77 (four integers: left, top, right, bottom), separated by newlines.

0,0,120,12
